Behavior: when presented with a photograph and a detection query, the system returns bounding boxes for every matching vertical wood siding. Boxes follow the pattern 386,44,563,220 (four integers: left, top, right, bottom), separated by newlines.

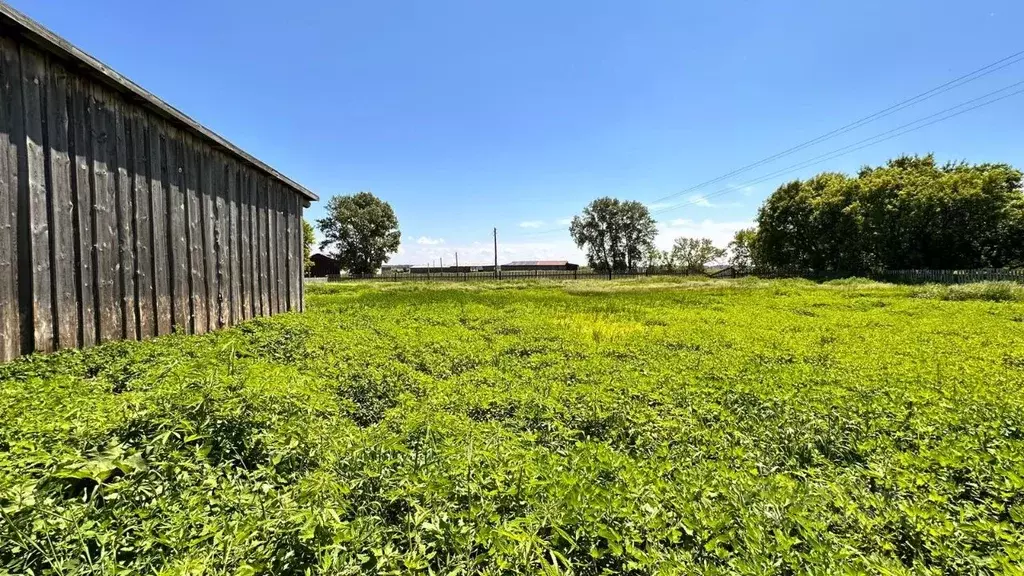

0,35,308,362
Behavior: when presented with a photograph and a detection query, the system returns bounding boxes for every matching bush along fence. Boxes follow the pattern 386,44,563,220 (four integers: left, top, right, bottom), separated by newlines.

875,269,1024,284
316,267,1024,284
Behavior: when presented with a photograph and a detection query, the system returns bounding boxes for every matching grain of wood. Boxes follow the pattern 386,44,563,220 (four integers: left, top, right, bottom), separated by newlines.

229,162,241,324
91,86,123,343
267,181,279,314
184,134,206,334
277,184,287,312
0,37,21,360
129,112,154,339
200,147,217,331
44,60,79,348
214,155,229,328
239,170,252,320
257,174,269,315
148,120,170,336
285,192,296,311
21,46,54,352
112,98,137,340
166,128,189,332
278,184,288,313
249,174,260,318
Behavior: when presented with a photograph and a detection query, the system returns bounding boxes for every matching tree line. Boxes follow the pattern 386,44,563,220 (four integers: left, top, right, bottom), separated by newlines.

747,155,1024,273
306,154,1024,276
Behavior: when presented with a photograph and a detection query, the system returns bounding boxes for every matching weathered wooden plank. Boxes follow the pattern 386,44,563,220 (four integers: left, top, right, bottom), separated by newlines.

267,181,279,314
149,120,170,336
229,162,241,324
285,192,296,311
200,147,217,331
249,173,260,318
184,134,206,334
129,112,154,339
0,37,23,360
276,184,286,313
68,75,96,347
20,46,54,353
91,86,123,343
44,60,79,349
213,155,228,328
256,174,269,316
298,201,304,313
112,98,136,340
239,169,252,321
292,195,302,311
166,129,189,332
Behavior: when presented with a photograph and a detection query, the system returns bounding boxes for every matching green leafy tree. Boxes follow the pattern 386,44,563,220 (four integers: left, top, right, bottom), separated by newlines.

728,227,759,273
756,155,1024,272
570,198,657,272
302,219,315,275
644,248,673,272
671,237,726,274
317,192,401,275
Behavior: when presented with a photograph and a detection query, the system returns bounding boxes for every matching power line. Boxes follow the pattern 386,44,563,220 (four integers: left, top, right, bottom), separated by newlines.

520,78,1024,236
516,50,1024,238
647,48,1024,205
651,81,1024,216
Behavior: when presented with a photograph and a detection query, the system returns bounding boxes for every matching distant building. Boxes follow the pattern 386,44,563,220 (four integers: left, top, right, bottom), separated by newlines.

406,261,580,274
308,254,342,277
503,261,580,271
409,265,496,275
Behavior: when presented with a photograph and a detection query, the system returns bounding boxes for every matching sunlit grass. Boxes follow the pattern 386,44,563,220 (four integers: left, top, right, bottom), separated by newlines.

1,278,1022,574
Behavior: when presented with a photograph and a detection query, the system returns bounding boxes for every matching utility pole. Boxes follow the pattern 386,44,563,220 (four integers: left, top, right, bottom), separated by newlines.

493,228,498,279
455,252,459,269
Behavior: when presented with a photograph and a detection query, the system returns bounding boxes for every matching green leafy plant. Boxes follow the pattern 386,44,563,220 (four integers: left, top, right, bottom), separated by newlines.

2,277,1023,574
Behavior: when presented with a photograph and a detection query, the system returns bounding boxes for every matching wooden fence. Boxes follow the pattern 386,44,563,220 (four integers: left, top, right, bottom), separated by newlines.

0,6,315,362
878,269,1024,284
323,268,1024,284
328,270,640,282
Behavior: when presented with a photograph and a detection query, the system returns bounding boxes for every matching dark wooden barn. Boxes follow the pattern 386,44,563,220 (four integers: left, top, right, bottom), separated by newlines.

0,4,318,362
308,254,341,278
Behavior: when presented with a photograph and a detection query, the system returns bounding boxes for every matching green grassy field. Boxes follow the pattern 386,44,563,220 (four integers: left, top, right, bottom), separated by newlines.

2,278,1024,575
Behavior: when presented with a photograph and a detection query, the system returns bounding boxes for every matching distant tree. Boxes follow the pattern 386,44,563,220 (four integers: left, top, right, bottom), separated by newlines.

644,248,676,273
619,200,659,271
671,237,726,274
570,198,657,272
317,192,401,275
302,219,315,275
728,227,759,273
756,155,1024,272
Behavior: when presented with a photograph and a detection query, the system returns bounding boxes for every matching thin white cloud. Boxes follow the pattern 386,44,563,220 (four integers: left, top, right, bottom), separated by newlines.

689,194,714,207
519,220,545,229
416,236,445,245
682,194,742,209
556,217,573,225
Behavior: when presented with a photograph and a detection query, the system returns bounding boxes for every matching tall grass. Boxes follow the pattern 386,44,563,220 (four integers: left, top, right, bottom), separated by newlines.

910,281,1024,302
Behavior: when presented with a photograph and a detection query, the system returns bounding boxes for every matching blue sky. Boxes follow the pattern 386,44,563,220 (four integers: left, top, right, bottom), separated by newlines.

17,0,1024,265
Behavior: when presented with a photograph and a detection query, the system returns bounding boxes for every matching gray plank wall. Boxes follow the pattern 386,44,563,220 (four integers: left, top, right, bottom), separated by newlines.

0,34,306,362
